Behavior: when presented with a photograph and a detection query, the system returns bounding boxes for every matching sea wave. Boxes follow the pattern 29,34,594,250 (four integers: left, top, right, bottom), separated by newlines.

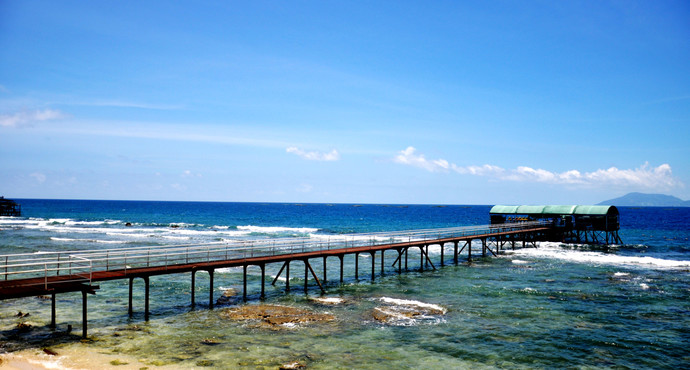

377,297,447,314
50,237,129,244
507,242,690,269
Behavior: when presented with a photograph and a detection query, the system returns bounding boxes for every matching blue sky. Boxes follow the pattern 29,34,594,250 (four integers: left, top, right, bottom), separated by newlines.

1,0,688,205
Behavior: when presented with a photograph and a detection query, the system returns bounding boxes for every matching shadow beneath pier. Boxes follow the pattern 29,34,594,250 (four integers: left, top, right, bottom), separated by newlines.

0,324,86,353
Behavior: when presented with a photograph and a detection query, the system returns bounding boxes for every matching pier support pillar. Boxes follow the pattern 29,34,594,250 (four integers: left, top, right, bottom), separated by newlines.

208,269,214,309
440,243,445,266
191,270,196,307
323,256,327,284
144,276,150,321
468,241,472,261
304,260,309,293
243,265,248,301
260,264,266,299
50,293,56,329
355,253,359,280
286,261,290,291
380,250,385,275
405,248,408,270
338,255,344,284
453,241,459,265
81,290,87,338
128,277,134,316
371,252,376,281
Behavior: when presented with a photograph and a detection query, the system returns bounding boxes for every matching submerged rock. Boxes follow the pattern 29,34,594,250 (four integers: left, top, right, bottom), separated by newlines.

221,304,334,330
42,348,58,356
280,361,307,369
15,322,32,332
371,297,446,325
216,288,238,305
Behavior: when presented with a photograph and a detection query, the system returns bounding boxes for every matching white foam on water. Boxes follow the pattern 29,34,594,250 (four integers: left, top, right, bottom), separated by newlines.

64,220,121,226
311,297,345,305
270,275,287,282
237,225,319,234
50,237,127,244
106,232,152,239
509,242,690,270
0,218,38,225
160,235,192,241
217,267,243,273
613,272,630,277
512,259,530,264
50,237,79,242
95,239,128,244
378,297,447,314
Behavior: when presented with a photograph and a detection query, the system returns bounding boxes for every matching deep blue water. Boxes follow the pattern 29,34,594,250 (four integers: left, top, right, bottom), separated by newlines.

1,199,689,368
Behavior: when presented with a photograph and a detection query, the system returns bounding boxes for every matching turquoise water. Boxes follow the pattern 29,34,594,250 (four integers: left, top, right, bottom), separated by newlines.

1,200,689,368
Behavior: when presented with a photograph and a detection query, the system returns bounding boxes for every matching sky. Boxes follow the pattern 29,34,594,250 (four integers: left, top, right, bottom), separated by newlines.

1,0,689,205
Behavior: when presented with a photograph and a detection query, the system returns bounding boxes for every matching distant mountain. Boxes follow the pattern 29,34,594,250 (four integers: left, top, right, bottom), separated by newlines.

599,192,690,207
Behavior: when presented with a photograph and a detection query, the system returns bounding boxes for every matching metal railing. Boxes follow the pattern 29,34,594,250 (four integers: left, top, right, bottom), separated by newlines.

1,221,548,287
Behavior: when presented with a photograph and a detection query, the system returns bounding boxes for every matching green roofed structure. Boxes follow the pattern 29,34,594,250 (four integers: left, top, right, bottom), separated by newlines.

490,205,622,245
0,197,21,217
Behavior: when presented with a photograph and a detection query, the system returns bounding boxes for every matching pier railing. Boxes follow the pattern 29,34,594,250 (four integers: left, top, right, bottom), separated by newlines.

1,221,548,288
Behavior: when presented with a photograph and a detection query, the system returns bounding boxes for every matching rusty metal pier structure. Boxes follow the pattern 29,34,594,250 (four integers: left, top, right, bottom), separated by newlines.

1,221,550,337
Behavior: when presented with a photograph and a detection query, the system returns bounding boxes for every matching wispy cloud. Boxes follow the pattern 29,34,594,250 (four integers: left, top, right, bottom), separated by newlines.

287,147,340,161
30,172,47,183
181,170,202,178
86,100,184,110
393,146,450,172
394,147,682,189
0,109,66,127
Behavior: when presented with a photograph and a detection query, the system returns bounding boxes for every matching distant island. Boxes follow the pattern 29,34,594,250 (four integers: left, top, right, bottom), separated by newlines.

599,192,690,207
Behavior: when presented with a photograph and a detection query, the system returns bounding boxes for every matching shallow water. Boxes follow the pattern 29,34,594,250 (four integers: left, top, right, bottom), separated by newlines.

1,201,689,368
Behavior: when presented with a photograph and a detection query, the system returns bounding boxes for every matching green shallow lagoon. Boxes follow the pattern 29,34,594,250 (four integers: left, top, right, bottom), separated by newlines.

2,255,688,369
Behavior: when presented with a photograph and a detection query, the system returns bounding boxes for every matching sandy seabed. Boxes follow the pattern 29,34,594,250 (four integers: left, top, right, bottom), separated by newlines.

0,347,179,370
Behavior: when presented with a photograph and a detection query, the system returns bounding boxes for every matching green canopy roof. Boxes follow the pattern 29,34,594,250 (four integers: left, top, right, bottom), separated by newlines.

490,205,618,216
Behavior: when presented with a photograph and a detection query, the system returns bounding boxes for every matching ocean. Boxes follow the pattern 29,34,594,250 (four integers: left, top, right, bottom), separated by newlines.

1,199,689,369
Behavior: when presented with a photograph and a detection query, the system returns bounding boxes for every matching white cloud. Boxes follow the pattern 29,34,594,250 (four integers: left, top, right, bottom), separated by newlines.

87,99,183,110
0,109,66,127
297,183,313,193
393,146,448,172
286,147,340,161
171,183,187,191
182,170,202,178
394,147,682,190
30,172,47,183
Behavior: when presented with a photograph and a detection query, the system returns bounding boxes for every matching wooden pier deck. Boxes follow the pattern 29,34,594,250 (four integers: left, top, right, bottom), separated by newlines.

1,221,550,337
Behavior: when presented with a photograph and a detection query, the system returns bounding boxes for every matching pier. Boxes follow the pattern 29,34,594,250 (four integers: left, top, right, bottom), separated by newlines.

1,221,550,337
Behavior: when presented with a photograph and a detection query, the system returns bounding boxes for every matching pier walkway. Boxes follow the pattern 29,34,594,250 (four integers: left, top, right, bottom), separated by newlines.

1,221,550,337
